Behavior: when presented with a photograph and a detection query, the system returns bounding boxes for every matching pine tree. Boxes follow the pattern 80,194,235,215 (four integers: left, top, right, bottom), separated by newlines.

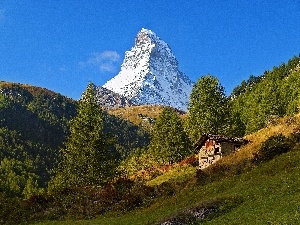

185,75,229,143
149,107,192,164
22,175,40,199
49,83,112,190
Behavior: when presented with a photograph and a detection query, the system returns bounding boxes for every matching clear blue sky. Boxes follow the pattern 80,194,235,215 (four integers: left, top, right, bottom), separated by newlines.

1,0,300,99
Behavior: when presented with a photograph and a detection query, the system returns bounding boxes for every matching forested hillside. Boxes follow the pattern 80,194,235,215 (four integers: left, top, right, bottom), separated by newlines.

0,82,149,198
230,56,300,135
0,82,77,197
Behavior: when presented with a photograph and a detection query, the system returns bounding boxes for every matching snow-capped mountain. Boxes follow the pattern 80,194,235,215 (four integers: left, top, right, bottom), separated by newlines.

102,28,193,111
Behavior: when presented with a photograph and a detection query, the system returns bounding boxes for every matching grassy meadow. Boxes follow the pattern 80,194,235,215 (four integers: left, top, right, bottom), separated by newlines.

33,113,300,224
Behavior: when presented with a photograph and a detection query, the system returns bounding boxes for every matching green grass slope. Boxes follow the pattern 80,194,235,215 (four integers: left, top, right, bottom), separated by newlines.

33,148,300,225
33,115,300,224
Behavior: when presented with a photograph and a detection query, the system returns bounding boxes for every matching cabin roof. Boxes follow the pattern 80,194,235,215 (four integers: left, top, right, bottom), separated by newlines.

194,133,248,152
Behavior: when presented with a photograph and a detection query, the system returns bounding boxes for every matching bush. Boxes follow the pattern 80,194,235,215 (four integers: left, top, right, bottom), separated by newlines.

155,181,176,196
111,177,135,200
0,193,29,225
196,169,210,185
115,182,156,211
254,134,292,162
289,129,300,145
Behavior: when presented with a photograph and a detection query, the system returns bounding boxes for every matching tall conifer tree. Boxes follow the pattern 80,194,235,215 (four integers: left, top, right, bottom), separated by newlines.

49,83,111,189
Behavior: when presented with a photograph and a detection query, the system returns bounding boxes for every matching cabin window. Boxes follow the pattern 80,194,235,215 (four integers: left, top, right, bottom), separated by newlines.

234,145,241,151
214,147,220,154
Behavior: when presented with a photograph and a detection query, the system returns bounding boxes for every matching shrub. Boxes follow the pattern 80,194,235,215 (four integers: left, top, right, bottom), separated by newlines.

155,181,176,196
0,193,29,225
111,177,135,200
196,169,210,185
254,134,292,162
116,183,156,211
289,129,300,145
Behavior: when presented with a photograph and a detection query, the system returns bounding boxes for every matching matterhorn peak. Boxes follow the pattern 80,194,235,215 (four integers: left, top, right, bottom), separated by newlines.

101,28,193,111
137,28,158,39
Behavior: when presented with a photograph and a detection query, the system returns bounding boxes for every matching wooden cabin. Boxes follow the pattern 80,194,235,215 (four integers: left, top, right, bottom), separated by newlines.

194,134,248,169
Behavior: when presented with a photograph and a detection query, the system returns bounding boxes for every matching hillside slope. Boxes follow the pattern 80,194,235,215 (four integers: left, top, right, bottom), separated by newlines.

0,82,149,195
108,105,186,132
0,82,78,190
34,112,300,225
230,55,300,135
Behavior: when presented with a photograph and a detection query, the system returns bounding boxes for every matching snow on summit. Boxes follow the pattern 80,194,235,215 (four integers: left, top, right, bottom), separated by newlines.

102,28,193,111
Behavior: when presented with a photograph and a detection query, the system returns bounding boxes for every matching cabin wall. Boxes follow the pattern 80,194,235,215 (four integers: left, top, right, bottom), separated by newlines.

220,142,237,155
198,140,241,169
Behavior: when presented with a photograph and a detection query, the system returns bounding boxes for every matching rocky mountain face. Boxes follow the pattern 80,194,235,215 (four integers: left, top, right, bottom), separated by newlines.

101,28,193,111
95,86,135,109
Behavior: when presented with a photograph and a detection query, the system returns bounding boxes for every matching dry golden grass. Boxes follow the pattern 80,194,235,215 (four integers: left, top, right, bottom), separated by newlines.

107,105,186,130
115,107,300,185
206,113,300,175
